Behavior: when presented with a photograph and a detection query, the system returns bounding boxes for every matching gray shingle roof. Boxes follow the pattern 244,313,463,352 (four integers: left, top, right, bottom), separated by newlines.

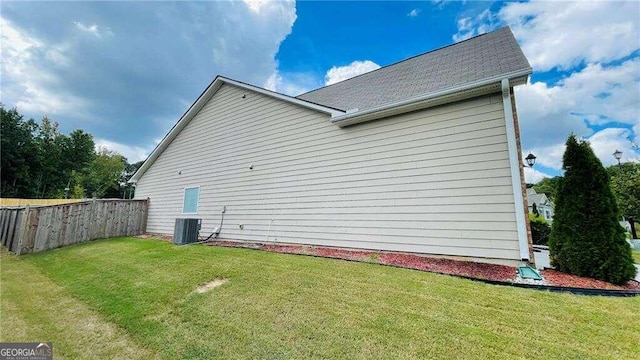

297,27,531,112
527,189,550,206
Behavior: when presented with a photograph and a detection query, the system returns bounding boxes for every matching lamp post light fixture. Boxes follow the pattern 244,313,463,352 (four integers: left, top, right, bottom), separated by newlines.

119,181,127,199
130,183,136,199
613,149,623,169
63,177,72,199
524,153,537,168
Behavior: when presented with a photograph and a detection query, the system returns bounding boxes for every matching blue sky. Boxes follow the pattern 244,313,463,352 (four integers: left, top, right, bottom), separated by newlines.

2,1,638,182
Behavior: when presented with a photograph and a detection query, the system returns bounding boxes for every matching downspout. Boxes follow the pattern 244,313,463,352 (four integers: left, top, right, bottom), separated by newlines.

510,87,535,264
501,78,531,261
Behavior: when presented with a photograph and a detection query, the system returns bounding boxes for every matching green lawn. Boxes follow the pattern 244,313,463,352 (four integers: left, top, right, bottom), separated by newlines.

633,250,640,264
1,238,639,359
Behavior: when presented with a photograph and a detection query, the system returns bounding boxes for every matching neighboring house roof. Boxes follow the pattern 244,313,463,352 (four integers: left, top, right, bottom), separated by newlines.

130,26,531,182
530,194,550,207
298,27,531,114
527,189,551,207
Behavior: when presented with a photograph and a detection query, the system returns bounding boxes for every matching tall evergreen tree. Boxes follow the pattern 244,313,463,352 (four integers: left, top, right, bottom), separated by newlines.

549,135,636,284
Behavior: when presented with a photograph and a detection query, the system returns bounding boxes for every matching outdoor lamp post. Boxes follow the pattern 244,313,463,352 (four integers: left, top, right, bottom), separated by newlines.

524,153,537,168
613,149,623,169
130,183,136,199
119,181,127,199
63,178,71,199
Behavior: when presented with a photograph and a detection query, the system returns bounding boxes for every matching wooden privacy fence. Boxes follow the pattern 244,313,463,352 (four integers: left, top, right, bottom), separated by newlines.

0,199,148,255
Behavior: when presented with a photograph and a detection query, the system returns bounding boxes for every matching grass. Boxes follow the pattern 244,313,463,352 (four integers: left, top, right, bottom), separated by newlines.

2,238,639,359
633,250,640,264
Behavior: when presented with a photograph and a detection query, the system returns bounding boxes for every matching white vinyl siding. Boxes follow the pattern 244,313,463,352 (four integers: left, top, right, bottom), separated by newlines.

136,83,521,261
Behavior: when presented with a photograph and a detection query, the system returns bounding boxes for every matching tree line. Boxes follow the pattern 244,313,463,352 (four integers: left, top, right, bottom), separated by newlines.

1,106,143,199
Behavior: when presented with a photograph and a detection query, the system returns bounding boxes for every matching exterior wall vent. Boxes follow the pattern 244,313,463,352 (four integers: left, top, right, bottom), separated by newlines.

173,218,201,245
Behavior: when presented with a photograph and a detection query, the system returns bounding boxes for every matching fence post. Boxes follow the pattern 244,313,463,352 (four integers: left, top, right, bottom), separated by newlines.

142,198,150,234
16,205,30,255
89,198,97,239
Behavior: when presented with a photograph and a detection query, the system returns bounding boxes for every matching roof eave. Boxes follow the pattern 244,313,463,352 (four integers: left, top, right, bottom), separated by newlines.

329,69,532,128
129,77,344,183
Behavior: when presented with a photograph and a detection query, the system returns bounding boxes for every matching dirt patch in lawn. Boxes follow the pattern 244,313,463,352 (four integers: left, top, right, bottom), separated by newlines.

205,240,640,292
194,278,228,294
136,234,173,241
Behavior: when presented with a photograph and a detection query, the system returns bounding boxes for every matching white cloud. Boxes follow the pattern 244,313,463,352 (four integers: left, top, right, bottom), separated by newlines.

324,60,380,86
524,166,552,184
452,1,640,173
587,128,639,167
528,143,566,171
558,60,639,125
243,0,276,14
94,138,151,163
515,58,640,149
529,128,639,171
0,17,86,115
2,2,298,150
205,0,296,86
264,72,313,96
454,2,639,71
407,9,421,17
453,9,500,42
264,73,281,91
431,0,447,9
1,16,41,54
499,1,639,72
74,21,112,38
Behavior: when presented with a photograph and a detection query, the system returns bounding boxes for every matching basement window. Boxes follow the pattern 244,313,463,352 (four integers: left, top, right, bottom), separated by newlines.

183,187,200,214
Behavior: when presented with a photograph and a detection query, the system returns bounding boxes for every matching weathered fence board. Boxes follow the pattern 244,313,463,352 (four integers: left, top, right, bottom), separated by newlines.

1,209,22,253
0,199,148,255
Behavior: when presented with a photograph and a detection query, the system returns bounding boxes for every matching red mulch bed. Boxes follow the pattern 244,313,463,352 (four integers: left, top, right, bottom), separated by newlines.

202,239,640,291
541,269,640,290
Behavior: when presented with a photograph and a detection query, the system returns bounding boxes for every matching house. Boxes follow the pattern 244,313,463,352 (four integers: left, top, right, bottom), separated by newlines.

130,27,534,265
527,188,553,222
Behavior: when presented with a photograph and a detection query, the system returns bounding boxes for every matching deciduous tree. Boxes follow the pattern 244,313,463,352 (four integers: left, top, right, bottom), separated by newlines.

607,162,640,239
0,107,39,197
533,176,562,201
81,147,126,198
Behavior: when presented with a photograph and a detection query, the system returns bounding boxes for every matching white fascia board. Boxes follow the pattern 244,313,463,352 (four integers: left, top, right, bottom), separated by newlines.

501,78,530,261
330,69,532,128
130,77,344,182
